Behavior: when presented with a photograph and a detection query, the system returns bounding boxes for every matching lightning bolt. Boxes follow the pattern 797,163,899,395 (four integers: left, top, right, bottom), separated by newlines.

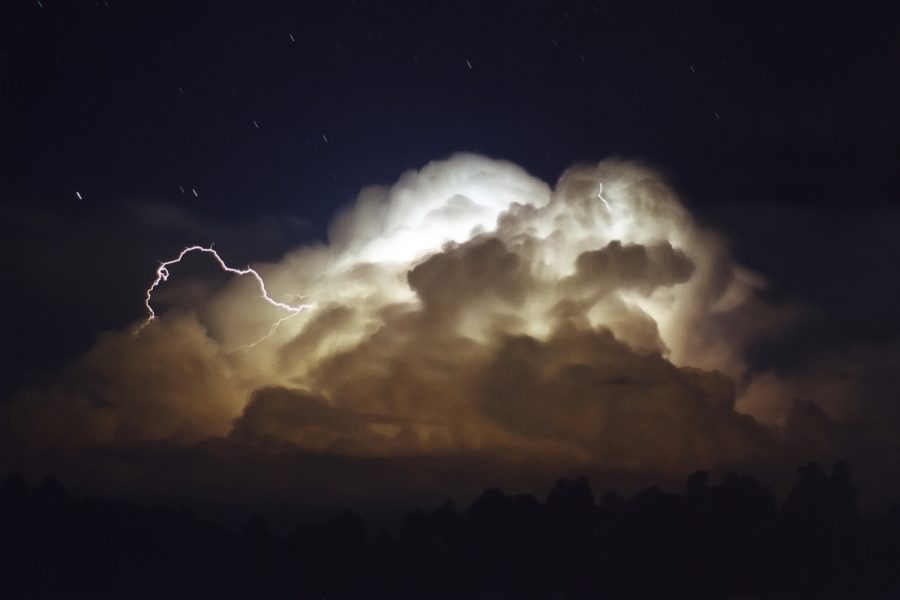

597,182,611,210
139,245,314,347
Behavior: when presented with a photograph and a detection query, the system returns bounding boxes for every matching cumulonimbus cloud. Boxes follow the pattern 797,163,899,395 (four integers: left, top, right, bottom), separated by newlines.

6,153,895,506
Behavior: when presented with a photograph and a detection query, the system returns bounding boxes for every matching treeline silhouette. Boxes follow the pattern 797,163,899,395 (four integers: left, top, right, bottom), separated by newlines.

2,462,899,599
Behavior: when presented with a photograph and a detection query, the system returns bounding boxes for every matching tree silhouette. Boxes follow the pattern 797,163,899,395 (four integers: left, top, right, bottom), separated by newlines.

1,463,896,599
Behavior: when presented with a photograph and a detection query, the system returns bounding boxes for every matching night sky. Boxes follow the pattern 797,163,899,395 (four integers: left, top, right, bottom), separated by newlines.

3,0,900,525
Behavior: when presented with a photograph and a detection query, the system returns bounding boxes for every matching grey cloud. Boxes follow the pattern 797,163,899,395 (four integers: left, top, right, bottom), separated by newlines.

573,241,694,293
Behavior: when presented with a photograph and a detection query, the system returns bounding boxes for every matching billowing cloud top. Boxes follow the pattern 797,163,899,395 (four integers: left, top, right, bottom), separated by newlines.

4,154,894,508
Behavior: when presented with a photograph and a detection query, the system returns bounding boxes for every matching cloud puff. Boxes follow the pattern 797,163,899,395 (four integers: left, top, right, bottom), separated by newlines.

3,314,244,452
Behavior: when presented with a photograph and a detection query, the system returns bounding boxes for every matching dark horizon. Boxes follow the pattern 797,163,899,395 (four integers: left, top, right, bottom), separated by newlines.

4,459,898,598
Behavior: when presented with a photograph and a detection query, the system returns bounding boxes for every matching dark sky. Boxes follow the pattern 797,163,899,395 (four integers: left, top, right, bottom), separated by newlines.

2,1,900,520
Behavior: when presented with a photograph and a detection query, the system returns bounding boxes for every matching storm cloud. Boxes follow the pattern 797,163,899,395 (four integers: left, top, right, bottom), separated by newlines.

4,154,897,509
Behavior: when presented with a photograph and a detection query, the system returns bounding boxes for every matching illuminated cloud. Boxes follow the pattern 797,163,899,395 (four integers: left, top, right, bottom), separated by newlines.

5,153,896,504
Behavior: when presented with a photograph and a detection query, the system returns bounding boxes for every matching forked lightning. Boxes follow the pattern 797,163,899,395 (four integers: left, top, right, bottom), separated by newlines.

139,245,313,346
